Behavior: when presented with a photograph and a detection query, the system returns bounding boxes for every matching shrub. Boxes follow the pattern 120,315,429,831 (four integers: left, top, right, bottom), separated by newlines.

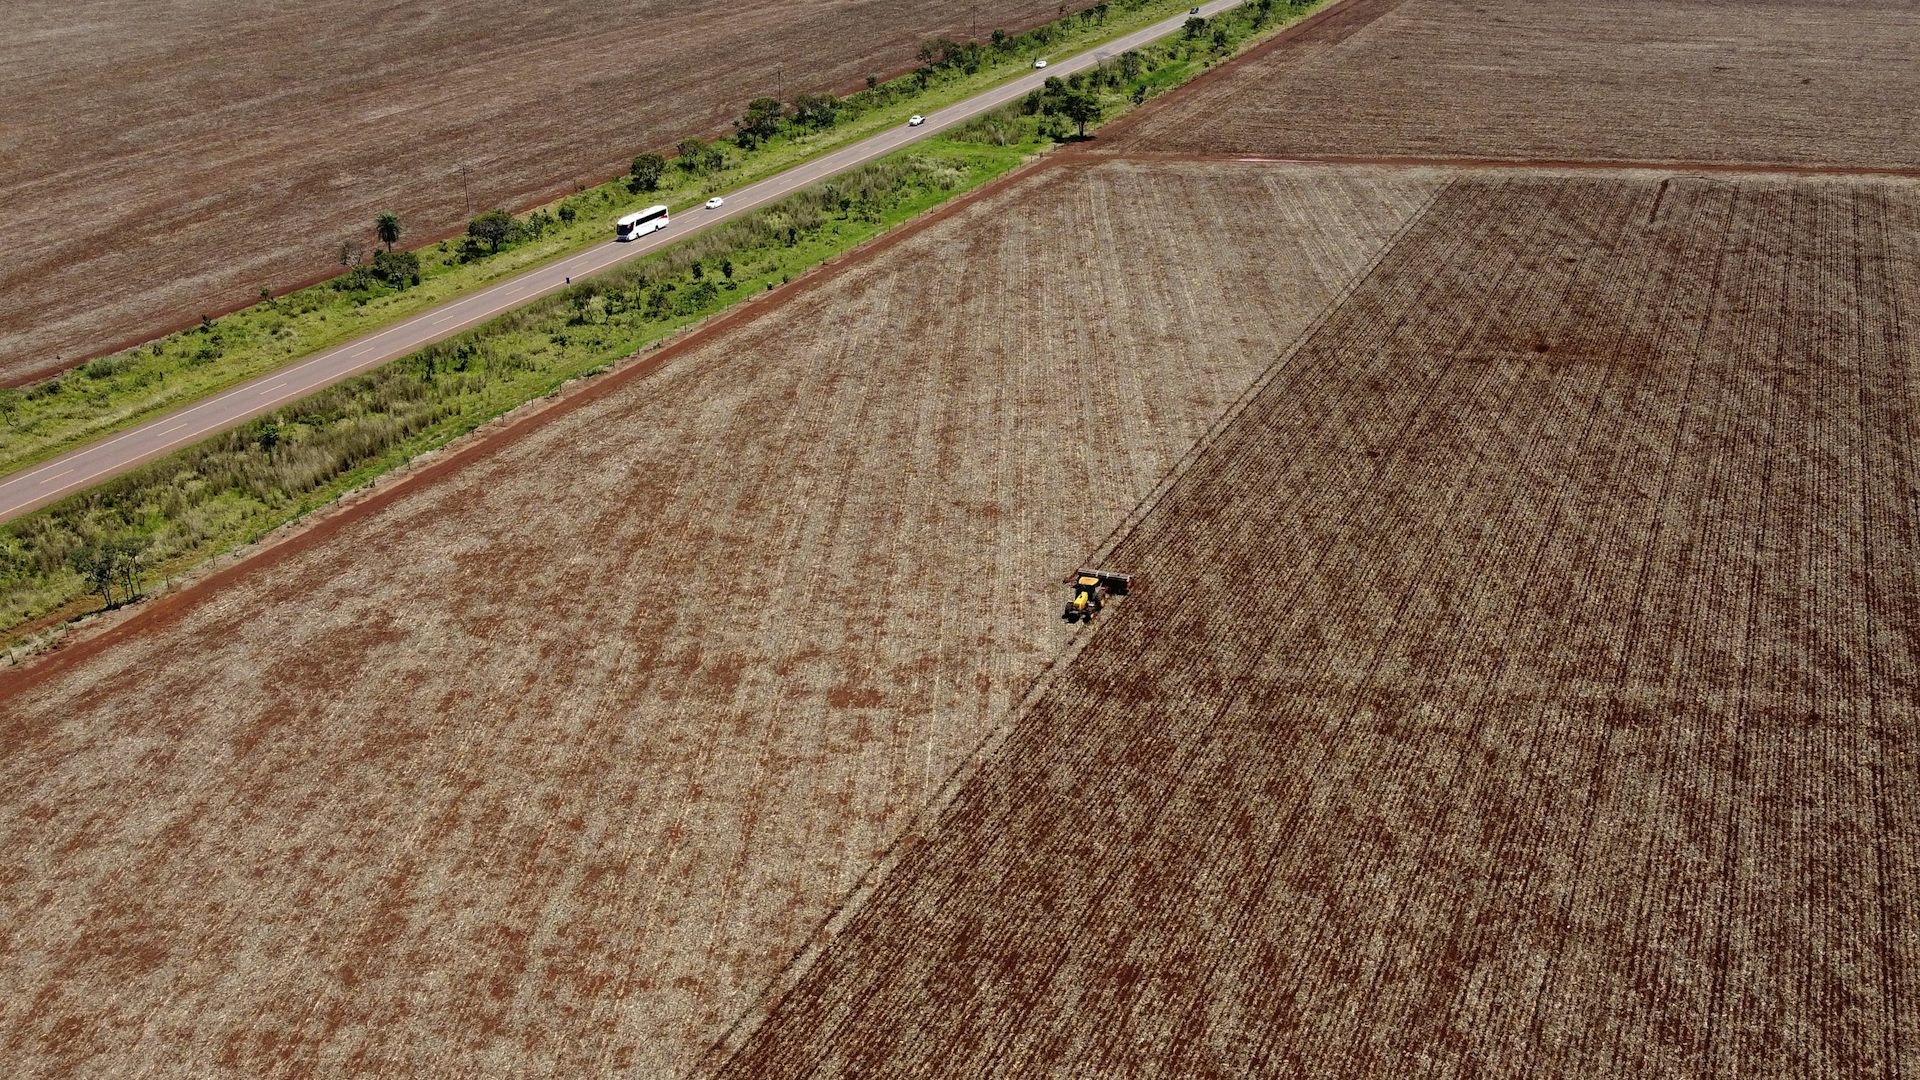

629,153,666,192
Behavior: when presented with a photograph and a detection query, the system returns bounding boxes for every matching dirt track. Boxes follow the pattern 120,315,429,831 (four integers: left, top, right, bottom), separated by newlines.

712,170,1920,1079
0,0,1072,384
0,160,1441,1077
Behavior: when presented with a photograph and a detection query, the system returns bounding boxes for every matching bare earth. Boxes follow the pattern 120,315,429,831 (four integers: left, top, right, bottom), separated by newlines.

0,160,1441,1078
0,0,1071,383
1106,0,1920,168
713,171,1920,1079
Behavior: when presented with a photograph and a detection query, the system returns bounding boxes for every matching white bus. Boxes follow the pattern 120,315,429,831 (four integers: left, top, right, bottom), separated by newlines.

616,204,669,241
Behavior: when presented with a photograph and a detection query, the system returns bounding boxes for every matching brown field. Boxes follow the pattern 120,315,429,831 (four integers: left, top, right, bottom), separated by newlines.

0,160,1443,1077
1106,0,1920,168
0,0,1074,384
710,172,1920,1078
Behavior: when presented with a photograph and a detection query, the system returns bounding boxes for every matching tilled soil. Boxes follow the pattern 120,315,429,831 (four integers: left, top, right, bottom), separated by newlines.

0,0,1072,383
0,160,1442,1078
709,171,1920,1079
1103,0,1920,169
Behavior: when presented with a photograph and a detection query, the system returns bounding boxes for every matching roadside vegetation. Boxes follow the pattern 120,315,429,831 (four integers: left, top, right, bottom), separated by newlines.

0,0,1322,646
0,0,1222,479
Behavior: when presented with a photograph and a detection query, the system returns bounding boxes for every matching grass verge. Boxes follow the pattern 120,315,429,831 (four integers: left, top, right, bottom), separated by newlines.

1,0,1324,651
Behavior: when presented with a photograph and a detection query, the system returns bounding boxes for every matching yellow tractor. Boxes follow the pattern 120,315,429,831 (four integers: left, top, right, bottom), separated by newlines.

1062,568,1132,624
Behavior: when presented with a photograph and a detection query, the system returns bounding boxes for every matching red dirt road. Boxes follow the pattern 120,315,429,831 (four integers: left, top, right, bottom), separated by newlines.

1,0,1072,383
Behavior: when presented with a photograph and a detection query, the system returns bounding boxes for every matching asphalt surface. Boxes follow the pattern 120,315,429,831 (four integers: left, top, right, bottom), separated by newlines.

0,0,1245,525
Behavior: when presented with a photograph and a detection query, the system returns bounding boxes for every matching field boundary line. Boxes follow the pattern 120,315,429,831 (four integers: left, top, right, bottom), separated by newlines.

1076,175,1454,572
687,604,1117,1077
689,173,1455,1076
1087,150,1920,180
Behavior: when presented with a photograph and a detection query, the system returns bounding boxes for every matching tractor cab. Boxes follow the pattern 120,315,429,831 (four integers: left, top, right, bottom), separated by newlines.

1062,568,1132,624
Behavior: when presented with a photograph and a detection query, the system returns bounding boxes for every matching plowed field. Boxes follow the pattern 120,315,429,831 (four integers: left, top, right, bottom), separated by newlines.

711,173,1920,1078
0,161,1442,1077
0,0,1071,383
1106,0,1920,168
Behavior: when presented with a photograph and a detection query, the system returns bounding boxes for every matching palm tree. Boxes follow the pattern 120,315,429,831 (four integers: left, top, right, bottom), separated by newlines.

375,211,401,252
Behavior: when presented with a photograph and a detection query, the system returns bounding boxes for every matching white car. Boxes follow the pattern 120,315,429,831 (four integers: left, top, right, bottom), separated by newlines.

704,196,724,210
908,114,925,127
1033,58,1047,68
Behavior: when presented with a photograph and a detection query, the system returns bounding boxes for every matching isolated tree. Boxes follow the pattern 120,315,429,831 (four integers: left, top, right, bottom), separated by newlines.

374,249,422,287
919,37,962,65
733,97,787,150
109,537,144,602
558,201,577,224
1183,14,1208,36
1093,2,1109,22
375,211,401,252
991,28,1006,46
630,153,666,192
467,208,516,253
721,258,734,280
1060,91,1102,137
675,138,726,173
792,93,839,130
1131,82,1149,106
1118,49,1144,81
68,544,116,607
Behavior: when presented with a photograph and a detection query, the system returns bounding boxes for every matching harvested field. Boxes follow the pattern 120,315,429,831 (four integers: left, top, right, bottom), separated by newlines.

0,0,1073,384
712,172,1920,1078
1106,0,1920,168
0,160,1443,1077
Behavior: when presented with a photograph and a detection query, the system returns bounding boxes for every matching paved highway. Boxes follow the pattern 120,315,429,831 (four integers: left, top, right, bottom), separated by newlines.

0,0,1246,524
